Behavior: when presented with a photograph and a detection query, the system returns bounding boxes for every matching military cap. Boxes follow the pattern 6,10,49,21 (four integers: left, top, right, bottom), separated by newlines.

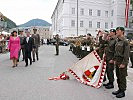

110,29,116,33
116,27,125,31
104,30,109,33
87,33,92,36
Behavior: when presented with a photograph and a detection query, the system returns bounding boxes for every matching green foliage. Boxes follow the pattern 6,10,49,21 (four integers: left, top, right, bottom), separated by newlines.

3,16,17,29
127,33,133,40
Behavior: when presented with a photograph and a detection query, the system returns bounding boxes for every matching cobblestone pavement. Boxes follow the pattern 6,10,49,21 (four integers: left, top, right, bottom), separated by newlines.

0,45,133,100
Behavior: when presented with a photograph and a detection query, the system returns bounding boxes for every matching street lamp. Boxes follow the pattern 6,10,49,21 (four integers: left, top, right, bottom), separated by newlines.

77,0,79,36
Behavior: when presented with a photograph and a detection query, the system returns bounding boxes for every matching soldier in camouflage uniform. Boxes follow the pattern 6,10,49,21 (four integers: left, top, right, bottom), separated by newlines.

97,31,108,59
32,28,40,62
75,39,81,58
112,27,130,98
129,40,133,68
55,34,60,55
104,29,116,89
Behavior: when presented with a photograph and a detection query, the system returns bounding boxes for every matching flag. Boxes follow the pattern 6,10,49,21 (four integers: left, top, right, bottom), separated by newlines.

68,51,106,88
125,0,130,27
49,51,106,88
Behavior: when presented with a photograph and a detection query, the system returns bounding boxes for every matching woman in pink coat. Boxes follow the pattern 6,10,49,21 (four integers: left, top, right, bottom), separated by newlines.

8,31,21,68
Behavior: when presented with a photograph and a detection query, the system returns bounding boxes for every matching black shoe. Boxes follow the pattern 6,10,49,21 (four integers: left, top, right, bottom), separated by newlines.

112,90,121,95
55,54,59,56
17,59,19,62
16,64,18,67
37,58,39,61
32,60,35,62
103,77,106,82
105,84,114,89
25,65,28,67
116,91,125,98
103,83,110,86
12,66,15,68
130,66,133,68
30,62,32,65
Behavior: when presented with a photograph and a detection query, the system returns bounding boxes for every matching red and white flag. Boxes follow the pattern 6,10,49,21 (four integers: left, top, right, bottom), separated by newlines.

125,0,130,27
49,51,106,88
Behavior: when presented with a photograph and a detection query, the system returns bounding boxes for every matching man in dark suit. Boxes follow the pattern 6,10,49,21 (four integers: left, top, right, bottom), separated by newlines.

23,31,33,67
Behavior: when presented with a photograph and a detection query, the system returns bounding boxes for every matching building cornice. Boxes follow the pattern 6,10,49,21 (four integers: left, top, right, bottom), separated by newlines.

51,0,61,19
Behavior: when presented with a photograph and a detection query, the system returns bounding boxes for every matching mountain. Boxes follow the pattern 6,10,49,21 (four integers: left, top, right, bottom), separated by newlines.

3,16,17,29
19,19,51,27
0,12,17,30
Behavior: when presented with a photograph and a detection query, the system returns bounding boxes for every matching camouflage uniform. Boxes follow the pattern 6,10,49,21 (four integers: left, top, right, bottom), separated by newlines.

55,35,60,55
105,36,116,87
97,36,108,59
130,41,133,68
114,37,130,92
32,32,40,61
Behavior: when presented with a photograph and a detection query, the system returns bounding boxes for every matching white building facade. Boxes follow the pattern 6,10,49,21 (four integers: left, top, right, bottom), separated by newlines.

9,26,52,39
51,0,132,37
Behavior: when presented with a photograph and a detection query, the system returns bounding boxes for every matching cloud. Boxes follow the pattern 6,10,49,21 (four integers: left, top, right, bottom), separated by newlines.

0,0,58,25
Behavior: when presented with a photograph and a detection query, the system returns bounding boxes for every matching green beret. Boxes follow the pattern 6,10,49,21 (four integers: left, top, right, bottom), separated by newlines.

104,30,109,33
110,29,116,33
116,27,125,31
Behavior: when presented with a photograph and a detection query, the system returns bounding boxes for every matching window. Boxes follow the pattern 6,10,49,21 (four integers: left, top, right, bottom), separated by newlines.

130,11,132,16
105,11,108,17
89,21,92,28
71,20,75,27
80,21,84,27
89,9,92,16
97,10,101,16
105,22,108,29
111,22,113,28
111,10,114,16
97,22,100,28
80,8,84,15
72,8,75,15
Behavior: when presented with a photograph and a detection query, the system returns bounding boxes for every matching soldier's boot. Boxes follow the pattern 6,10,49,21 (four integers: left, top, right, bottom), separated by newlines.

116,91,125,98
105,83,114,89
112,90,121,95
103,83,110,86
103,76,106,82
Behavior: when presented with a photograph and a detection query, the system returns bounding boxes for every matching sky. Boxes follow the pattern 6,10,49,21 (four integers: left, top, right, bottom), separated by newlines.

0,0,58,25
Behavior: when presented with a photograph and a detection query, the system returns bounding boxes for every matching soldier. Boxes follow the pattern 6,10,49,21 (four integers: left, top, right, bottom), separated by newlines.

31,28,40,62
55,34,60,55
129,40,133,68
18,30,25,62
74,39,81,58
97,30,108,59
104,29,116,89
112,27,130,98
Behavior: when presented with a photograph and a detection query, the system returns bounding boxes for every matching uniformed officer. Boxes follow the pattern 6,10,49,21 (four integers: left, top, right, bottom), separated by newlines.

129,40,133,68
104,29,116,89
75,39,81,58
112,27,130,98
97,31,108,59
55,34,60,55
31,28,40,62
18,30,25,62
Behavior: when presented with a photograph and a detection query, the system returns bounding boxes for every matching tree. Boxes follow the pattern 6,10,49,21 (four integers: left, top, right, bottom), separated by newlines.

131,0,133,10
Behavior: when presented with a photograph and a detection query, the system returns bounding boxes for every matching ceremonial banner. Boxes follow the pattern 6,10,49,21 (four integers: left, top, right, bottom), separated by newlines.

125,0,130,27
49,51,106,88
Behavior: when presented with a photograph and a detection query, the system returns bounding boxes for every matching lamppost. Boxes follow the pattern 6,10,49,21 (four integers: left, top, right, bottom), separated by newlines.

77,0,79,36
